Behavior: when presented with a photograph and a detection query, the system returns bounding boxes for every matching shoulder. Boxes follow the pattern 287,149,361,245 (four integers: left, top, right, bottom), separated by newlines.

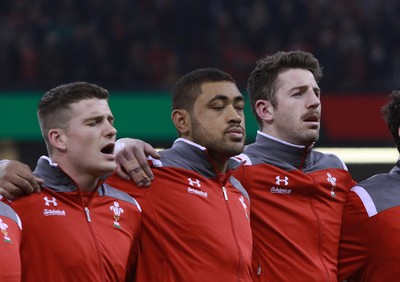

100,183,142,212
311,150,348,170
350,172,400,216
0,201,22,230
358,172,394,188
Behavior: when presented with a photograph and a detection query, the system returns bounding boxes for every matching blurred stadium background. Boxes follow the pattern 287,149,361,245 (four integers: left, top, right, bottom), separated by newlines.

1,0,400,181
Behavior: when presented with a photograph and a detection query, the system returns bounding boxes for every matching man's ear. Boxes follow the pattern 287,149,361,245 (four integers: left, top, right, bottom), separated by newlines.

255,99,274,122
171,109,190,136
48,128,67,151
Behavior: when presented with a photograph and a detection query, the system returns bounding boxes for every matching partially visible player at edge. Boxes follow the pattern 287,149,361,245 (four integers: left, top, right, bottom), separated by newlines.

6,81,142,281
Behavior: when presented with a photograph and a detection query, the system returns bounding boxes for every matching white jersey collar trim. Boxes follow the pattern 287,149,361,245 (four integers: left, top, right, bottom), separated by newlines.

174,138,207,151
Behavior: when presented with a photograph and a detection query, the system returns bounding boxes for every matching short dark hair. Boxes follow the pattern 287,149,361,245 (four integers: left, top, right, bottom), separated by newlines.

38,81,109,146
247,51,323,128
171,68,236,112
382,90,400,152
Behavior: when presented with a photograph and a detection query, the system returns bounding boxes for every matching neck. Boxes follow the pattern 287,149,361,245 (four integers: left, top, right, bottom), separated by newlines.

176,138,230,173
68,173,99,192
52,157,100,192
258,130,313,148
208,153,229,174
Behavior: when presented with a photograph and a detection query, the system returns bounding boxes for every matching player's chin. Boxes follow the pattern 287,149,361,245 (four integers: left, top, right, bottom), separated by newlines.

226,141,245,155
305,131,319,143
99,162,117,174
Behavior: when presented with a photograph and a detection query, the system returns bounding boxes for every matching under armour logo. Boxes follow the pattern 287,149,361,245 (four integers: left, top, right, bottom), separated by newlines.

188,178,201,188
44,196,58,207
275,176,289,186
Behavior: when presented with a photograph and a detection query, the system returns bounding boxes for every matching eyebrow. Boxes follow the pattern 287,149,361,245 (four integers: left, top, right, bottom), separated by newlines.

83,114,114,123
290,85,320,92
209,94,244,103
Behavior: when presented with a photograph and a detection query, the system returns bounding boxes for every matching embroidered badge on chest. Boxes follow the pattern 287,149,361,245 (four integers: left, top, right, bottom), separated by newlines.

239,196,250,221
326,173,337,197
0,219,12,243
110,201,124,229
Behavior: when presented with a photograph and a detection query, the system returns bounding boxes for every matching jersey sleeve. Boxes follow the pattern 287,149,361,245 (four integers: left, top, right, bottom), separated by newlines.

338,188,371,281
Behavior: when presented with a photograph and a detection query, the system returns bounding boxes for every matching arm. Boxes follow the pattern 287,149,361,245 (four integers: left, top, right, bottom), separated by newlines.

114,138,160,187
0,160,43,200
338,188,370,281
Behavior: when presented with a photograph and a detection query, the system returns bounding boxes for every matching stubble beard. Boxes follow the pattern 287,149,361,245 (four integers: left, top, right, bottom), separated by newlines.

190,118,244,159
298,128,320,146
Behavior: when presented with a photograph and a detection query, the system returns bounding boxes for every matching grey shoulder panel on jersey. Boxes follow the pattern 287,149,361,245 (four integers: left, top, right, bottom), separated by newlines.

304,151,346,173
230,176,250,201
158,147,217,178
358,172,400,213
99,183,141,210
0,202,20,225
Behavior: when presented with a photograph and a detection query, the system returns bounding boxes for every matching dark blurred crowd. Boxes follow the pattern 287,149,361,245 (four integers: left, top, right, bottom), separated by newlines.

0,0,399,92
